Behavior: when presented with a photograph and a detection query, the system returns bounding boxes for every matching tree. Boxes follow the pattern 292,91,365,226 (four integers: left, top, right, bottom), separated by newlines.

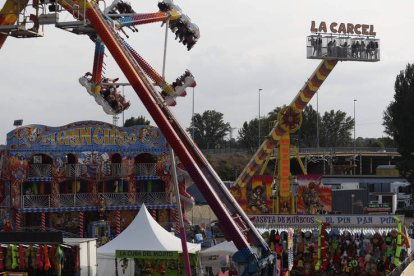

297,105,319,148
383,63,414,182
187,110,231,149
355,137,384,148
238,119,259,149
239,105,353,149
354,137,395,148
124,116,150,127
319,110,354,147
237,113,274,149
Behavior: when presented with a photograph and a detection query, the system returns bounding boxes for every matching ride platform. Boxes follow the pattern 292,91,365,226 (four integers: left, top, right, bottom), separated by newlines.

55,21,95,35
307,35,380,62
0,25,43,38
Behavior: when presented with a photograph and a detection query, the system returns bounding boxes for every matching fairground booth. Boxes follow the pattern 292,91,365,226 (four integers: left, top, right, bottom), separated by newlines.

229,173,412,275
250,214,411,275
0,121,188,243
0,231,92,275
97,204,201,275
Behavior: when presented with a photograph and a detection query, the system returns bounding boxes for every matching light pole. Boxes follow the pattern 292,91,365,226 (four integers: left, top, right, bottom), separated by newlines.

351,194,355,214
258,88,263,147
353,99,357,175
192,87,195,140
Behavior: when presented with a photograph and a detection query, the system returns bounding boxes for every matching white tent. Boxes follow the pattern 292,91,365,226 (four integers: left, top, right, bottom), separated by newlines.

199,241,238,274
97,204,201,276
200,241,237,256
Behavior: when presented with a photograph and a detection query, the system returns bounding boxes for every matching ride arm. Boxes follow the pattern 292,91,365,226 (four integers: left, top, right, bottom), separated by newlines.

115,11,179,28
122,40,171,92
0,0,29,48
235,59,337,188
91,39,105,86
74,0,272,273
122,39,195,106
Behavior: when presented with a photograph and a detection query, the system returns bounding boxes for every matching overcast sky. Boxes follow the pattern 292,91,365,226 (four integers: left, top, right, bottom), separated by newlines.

1,0,413,145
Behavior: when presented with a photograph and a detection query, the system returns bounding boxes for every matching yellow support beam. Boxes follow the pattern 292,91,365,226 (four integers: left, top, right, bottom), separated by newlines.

292,145,307,175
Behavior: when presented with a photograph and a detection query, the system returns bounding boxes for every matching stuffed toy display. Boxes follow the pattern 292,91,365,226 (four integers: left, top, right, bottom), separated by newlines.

0,243,71,274
283,225,410,276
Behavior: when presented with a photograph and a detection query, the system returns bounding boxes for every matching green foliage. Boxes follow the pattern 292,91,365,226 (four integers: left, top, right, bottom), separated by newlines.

238,105,353,148
267,106,282,123
378,137,395,148
355,137,395,148
238,107,281,148
124,116,150,127
319,110,354,147
187,110,231,149
297,105,319,147
238,119,259,149
383,63,414,182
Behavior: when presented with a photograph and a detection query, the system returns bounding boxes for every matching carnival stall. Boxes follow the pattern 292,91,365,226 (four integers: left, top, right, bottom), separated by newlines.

251,214,411,275
0,232,81,275
97,204,201,276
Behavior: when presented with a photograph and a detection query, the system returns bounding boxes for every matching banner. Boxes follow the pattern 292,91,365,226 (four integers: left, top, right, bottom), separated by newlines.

115,250,199,276
230,175,272,214
6,121,167,152
297,174,332,214
247,175,273,214
116,250,178,260
229,184,247,211
249,214,404,228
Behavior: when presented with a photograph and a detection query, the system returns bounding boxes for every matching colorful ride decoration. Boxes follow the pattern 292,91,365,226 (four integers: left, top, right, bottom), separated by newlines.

297,174,332,215
229,175,272,215
1,121,185,234
248,175,273,214
245,175,273,214
276,134,293,214
277,106,303,133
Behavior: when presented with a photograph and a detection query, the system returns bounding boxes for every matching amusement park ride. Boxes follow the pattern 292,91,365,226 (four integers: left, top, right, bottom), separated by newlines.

0,0,381,274
234,20,380,215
